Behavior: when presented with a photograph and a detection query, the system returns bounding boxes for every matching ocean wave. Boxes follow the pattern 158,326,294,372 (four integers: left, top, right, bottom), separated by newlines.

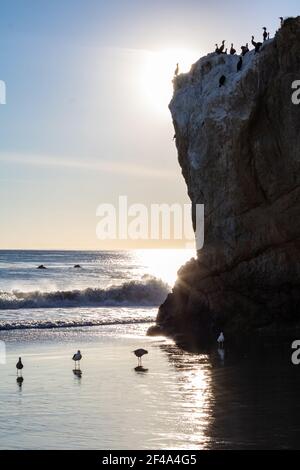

0,276,170,310
0,318,154,331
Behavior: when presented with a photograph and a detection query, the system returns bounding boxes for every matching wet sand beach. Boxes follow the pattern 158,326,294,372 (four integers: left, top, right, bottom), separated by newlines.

1,323,300,450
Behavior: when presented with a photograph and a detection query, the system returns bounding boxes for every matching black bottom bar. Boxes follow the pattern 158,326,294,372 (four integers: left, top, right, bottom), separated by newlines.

0,450,298,467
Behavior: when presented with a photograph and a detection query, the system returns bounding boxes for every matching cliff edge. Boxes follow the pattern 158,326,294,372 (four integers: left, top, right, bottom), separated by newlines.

151,17,300,346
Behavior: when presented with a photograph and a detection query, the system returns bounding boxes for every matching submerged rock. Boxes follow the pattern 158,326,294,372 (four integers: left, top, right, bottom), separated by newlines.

152,17,300,343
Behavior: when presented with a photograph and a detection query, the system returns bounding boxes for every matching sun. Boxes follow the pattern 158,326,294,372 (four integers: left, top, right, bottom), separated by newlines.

140,48,200,114
135,248,195,286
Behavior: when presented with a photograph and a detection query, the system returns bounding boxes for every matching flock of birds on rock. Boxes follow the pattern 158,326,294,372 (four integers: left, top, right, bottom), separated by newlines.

15,334,225,386
214,25,271,58
174,17,285,83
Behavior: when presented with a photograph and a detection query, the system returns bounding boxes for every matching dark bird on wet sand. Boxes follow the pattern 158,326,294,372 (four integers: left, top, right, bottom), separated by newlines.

133,348,148,366
16,357,23,376
72,350,82,369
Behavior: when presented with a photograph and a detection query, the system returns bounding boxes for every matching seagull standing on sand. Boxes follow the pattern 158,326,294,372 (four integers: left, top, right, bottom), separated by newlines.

72,350,82,369
133,349,148,367
16,357,23,376
217,332,225,349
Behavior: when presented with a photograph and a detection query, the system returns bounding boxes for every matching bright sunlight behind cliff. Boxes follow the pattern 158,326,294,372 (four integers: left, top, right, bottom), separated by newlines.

141,48,200,115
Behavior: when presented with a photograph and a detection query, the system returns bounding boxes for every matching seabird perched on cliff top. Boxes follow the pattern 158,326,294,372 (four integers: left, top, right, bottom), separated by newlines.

230,44,236,55
217,332,225,348
16,357,23,376
219,40,226,54
263,27,268,42
219,75,226,87
279,17,284,27
174,63,179,76
237,56,243,72
251,36,262,53
72,350,82,369
241,43,249,56
215,44,220,54
133,348,148,366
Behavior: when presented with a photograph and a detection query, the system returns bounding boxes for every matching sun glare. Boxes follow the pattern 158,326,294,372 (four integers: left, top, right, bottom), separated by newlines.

141,48,200,114
135,248,195,286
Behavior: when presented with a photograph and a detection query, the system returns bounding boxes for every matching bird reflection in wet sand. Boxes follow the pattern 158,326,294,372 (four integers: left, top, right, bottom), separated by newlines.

73,369,82,378
134,366,149,373
72,350,82,378
16,376,24,388
217,348,225,365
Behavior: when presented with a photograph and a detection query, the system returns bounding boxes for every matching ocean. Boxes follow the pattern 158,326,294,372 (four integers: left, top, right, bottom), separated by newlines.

0,249,192,330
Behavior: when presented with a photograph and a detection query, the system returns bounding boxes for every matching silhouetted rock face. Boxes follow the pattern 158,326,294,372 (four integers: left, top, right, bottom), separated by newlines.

155,17,300,342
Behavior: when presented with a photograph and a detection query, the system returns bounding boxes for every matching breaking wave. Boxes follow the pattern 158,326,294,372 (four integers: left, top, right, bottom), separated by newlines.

0,276,170,310
0,318,154,331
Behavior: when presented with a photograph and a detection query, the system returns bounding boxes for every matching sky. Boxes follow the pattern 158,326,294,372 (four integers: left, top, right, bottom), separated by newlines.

0,0,299,249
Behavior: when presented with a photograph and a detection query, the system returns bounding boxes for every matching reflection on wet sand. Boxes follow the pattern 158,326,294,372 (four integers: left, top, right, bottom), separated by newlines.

158,342,214,449
134,366,149,373
16,376,24,388
159,337,300,449
73,369,82,379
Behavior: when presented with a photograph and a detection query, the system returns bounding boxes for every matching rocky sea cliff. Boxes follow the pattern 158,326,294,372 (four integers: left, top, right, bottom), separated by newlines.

150,17,300,347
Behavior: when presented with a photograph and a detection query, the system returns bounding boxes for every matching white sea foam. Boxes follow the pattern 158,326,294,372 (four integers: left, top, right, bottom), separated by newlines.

0,276,170,311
